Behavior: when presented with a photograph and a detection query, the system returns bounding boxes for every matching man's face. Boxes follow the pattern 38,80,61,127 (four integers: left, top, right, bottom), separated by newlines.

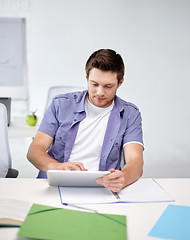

87,68,123,108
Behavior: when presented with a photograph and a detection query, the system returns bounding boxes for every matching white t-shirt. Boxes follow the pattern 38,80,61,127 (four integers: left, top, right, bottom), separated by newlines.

68,97,114,170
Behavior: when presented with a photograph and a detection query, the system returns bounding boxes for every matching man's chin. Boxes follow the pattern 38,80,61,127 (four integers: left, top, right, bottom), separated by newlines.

94,101,109,108
90,97,111,108
91,100,105,107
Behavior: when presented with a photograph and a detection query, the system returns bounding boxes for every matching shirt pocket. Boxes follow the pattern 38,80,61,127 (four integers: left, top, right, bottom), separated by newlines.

48,131,67,162
107,137,123,161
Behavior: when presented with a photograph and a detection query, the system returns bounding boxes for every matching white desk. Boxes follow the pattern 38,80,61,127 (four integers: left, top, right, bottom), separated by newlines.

0,178,190,240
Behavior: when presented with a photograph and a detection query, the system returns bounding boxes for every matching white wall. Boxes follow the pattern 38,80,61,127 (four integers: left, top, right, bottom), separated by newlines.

1,0,190,177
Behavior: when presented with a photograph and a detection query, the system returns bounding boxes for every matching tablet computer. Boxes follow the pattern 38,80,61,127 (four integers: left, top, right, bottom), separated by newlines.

47,170,110,187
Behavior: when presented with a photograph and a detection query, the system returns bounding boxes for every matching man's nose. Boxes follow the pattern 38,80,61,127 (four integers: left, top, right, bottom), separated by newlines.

96,86,104,96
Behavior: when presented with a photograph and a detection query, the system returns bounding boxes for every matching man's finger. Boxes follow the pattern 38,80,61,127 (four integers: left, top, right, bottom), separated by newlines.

104,171,122,180
72,162,86,171
61,162,84,171
97,180,123,193
96,177,103,184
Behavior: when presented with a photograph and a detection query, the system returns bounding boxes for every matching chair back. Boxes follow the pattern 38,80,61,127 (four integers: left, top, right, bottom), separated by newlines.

45,86,86,110
0,103,12,177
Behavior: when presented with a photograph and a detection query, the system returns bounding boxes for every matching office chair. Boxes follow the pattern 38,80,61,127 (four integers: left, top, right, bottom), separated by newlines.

45,85,86,110
0,103,19,178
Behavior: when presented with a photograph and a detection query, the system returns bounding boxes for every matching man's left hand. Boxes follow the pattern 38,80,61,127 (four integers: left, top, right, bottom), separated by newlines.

96,168,125,193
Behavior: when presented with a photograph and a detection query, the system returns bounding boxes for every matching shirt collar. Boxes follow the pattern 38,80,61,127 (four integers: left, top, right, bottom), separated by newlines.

114,95,124,113
75,90,124,113
74,90,88,113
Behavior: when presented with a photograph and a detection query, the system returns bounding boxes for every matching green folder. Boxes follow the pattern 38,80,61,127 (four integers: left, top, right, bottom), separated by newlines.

18,204,127,240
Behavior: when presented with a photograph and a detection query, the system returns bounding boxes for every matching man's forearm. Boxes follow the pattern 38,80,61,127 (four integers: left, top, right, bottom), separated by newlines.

122,143,144,188
27,142,87,172
122,157,143,188
27,144,58,172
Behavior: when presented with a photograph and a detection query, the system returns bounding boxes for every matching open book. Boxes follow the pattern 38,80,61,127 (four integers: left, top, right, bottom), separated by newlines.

0,199,31,227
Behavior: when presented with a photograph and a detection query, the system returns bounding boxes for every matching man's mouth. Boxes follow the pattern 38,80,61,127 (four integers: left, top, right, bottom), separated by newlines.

96,97,105,101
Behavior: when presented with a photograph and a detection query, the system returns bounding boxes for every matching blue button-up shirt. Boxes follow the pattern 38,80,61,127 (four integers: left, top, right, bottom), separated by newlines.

37,90,143,178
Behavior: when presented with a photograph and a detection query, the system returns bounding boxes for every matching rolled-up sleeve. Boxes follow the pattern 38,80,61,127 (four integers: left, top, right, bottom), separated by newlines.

123,108,144,147
38,99,59,138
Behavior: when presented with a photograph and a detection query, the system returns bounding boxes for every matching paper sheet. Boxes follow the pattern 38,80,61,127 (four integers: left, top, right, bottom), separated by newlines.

118,178,174,203
59,186,116,204
148,204,190,240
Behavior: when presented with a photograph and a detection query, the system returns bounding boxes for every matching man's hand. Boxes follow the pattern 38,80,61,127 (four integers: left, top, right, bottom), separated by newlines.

48,161,87,171
96,168,125,193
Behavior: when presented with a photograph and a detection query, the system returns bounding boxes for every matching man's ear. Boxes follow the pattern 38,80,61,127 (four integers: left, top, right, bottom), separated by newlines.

86,75,88,80
117,78,124,88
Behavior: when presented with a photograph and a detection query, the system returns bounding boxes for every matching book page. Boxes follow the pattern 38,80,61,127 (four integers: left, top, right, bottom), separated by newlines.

0,198,31,225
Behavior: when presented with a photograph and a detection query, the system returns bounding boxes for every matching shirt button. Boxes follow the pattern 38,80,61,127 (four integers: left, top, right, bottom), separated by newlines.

74,119,77,122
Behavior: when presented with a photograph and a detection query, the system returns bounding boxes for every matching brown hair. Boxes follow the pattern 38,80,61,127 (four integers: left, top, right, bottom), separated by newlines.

85,49,125,84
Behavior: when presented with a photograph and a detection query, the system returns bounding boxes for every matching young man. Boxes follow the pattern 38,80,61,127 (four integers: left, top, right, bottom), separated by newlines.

27,49,144,193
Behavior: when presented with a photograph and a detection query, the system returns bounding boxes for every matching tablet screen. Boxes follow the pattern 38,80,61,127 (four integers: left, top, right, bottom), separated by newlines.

47,170,110,187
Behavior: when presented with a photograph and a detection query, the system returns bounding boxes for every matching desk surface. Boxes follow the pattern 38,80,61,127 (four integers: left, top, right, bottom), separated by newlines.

0,178,190,240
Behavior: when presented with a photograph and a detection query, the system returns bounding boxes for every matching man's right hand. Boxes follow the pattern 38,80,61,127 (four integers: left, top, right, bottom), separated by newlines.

48,161,87,171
